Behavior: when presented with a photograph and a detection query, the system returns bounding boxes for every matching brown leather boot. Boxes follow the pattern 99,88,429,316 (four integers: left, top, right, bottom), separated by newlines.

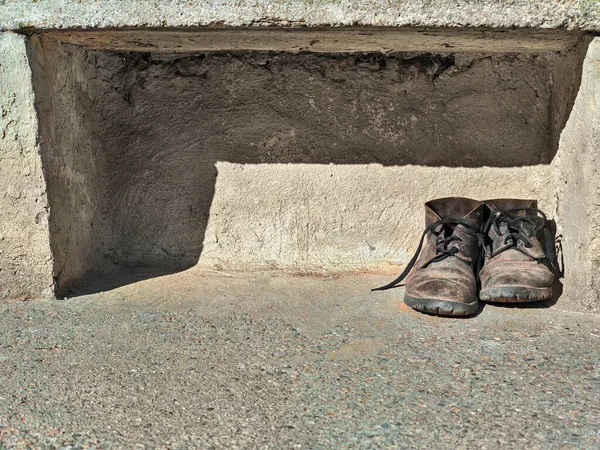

373,198,484,316
479,199,555,302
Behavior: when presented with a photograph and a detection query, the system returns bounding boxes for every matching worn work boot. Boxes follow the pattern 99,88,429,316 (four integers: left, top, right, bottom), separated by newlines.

479,199,555,302
373,198,484,317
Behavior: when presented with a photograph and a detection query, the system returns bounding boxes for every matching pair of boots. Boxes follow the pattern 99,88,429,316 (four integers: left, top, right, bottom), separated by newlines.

374,198,556,317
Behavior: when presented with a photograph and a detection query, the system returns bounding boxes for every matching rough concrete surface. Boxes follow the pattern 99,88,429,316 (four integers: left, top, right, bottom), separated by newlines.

553,38,600,312
2,0,600,31
28,33,585,296
0,33,53,300
1,272,599,448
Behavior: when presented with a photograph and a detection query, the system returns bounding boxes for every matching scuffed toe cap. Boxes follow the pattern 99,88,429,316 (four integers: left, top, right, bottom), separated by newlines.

480,261,554,290
405,267,477,304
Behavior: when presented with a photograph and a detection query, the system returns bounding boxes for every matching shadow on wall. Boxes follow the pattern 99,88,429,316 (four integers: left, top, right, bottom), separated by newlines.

26,36,588,297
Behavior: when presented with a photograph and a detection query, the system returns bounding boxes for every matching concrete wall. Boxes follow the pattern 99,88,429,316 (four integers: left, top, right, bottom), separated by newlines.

1,27,597,306
0,33,53,300
26,36,101,298
553,38,600,312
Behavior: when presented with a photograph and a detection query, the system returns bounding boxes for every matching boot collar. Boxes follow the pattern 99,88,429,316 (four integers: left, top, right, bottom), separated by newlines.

485,199,537,215
425,197,484,226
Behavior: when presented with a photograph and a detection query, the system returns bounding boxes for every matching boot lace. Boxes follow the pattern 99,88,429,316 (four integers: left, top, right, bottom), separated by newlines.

372,218,483,291
482,207,555,267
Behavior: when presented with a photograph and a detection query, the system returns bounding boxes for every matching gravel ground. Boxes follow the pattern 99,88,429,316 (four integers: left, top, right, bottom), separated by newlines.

1,271,599,449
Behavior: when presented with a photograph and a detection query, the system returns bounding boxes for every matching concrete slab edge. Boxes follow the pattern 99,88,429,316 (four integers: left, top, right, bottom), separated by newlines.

1,0,600,32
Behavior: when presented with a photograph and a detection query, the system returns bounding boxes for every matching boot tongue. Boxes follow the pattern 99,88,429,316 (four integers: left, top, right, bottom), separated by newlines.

487,198,538,234
486,199,546,259
423,198,483,266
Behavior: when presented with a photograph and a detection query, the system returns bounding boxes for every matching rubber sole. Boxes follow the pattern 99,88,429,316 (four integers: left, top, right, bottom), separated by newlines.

479,286,552,303
404,294,479,317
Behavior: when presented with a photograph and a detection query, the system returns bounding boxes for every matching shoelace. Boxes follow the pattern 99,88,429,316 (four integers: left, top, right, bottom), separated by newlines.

482,207,556,268
372,218,482,291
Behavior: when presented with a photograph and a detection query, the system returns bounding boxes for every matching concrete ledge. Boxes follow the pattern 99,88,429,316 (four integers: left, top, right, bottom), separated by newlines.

33,27,587,54
1,0,600,32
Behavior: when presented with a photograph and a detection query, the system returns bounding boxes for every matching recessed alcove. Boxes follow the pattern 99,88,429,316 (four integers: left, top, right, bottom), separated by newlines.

25,28,590,297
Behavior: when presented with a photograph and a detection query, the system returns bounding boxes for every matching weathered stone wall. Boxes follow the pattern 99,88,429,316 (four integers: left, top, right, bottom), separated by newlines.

0,33,53,300
553,38,600,312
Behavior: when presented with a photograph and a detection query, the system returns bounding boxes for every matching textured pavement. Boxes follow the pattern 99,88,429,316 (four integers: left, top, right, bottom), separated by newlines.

1,271,599,449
